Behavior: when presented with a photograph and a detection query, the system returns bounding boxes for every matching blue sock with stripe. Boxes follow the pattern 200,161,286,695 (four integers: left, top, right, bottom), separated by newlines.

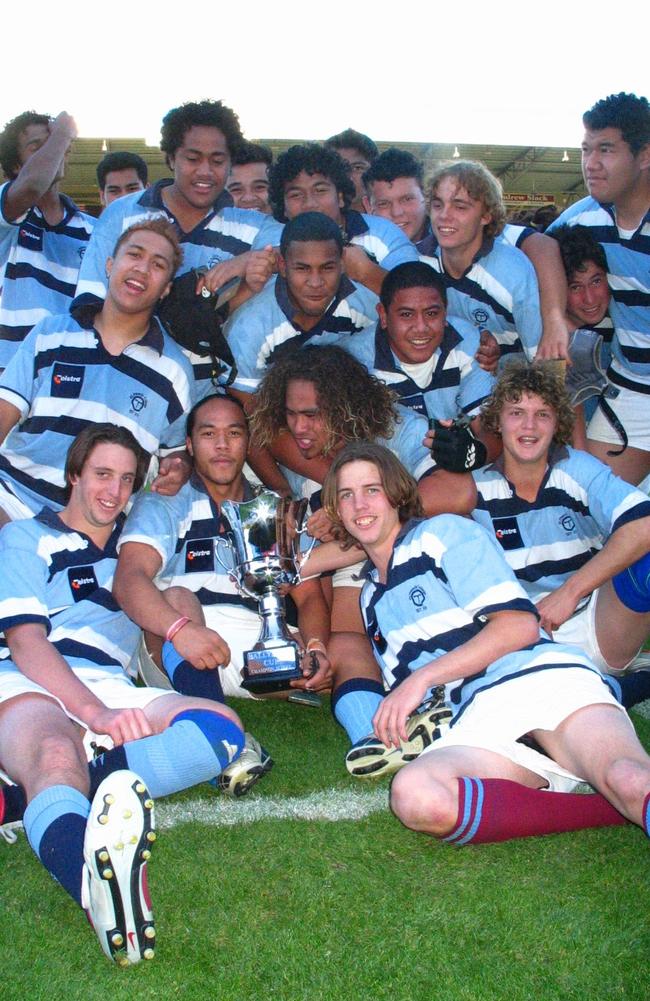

643,792,650,837
442,777,627,845
23,785,89,905
162,640,225,702
89,709,244,799
331,678,385,745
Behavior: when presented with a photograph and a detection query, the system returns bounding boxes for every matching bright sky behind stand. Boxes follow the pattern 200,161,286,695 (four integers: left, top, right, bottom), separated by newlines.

4,0,647,149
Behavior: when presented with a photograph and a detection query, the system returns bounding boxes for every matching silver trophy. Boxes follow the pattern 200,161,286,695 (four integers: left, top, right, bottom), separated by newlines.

218,491,313,693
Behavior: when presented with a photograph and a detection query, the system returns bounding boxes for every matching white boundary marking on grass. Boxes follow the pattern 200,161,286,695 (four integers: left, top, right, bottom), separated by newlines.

156,787,389,830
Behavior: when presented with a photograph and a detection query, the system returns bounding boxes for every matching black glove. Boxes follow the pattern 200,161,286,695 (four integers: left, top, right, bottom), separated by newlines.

430,420,487,473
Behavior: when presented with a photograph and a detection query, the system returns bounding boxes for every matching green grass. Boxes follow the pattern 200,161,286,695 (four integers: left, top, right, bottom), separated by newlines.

3,701,650,1001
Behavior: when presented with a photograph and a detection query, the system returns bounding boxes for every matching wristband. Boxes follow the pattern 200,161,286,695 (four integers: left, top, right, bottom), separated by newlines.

166,616,191,643
306,638,327,656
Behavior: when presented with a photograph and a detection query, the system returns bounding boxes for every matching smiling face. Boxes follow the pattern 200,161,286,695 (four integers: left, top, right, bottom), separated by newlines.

366,176,427,242
378,285,446,364
498,392,558,470
335,459,400,555
581,127,650,207
429,176,491,260
566,261,610,327
66,442,137,537
168,125,231,211
283,171,345,224
187,396,248,490
226,161,271,213
106,229,175,314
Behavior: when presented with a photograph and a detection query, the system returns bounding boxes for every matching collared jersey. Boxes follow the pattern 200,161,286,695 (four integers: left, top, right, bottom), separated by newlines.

118,472,257,612
548,199,650,392
471,445,650,605
0,508,139,676
418,235,542,361
226,273,378,394
360,514,604,723
74,179,282,395
0,184,94,369
0,305,194,514
338,318,494,420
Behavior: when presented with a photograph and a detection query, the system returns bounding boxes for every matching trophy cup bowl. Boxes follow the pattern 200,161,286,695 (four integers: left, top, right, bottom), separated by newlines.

219,491,312,693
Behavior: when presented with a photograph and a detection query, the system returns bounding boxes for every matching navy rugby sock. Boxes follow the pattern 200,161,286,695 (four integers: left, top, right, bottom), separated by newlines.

23,785,89,905
162,639,225,702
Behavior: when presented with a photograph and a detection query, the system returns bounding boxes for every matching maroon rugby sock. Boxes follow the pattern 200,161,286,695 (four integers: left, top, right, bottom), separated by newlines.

442,777,628,845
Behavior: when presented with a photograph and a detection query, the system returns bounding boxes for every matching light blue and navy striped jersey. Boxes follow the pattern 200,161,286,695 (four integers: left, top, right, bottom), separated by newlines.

73,179,282,395
342,209,419,268
0,304,194,514
118,473,256,612
548,198,650,392
226,273,378,395
418,235,542,361
0,184,94,370
0,508,139,676
471,445,650,605
338,318,495,420
359,514,604,720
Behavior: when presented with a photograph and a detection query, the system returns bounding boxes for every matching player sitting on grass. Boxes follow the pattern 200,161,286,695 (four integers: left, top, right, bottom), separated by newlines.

321,441,650,844
0,424,246,965
113,394,332,793
471,361,650,708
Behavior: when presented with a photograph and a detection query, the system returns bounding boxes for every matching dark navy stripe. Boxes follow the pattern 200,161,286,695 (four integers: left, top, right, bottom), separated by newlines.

5,261,76,298
515,552,596,583
54,638,124,669
0,323,31,341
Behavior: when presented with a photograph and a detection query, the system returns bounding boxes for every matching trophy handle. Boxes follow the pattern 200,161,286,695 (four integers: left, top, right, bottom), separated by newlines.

294,528,317,582
214,534,236,576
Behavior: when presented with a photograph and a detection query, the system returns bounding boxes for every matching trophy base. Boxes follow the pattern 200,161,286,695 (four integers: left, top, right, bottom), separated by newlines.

242,644,302,694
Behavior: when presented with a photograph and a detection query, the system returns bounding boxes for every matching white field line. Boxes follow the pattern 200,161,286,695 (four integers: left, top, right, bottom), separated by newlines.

156,786,389,830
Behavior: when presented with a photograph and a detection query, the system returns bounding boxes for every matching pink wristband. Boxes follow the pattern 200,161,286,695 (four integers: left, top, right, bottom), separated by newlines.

166,616,191,643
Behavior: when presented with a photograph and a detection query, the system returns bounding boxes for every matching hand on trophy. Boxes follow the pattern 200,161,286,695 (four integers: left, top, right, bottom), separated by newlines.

291,648,332,693
306,508,337,543
172,621,231,670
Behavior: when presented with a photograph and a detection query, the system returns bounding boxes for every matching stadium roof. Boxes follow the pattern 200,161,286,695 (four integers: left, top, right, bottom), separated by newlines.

63,136,586,214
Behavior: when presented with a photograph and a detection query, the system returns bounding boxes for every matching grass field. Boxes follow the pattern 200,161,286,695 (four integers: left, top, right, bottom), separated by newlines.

3,698,650,1001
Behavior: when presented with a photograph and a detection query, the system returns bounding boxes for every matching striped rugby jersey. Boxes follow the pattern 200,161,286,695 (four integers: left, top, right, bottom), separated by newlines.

548,199,650,392
0,305,194,514
418,235,542,362
0,184,94,370
0,508,139,676
338,318,494,420
359,514,603,721
118,472,256,612
226,273,378,395
471,445,650,605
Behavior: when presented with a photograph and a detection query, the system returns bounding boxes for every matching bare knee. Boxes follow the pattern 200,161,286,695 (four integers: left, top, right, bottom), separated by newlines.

601,756,650,808
24,732,88,799
390,765,457,836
